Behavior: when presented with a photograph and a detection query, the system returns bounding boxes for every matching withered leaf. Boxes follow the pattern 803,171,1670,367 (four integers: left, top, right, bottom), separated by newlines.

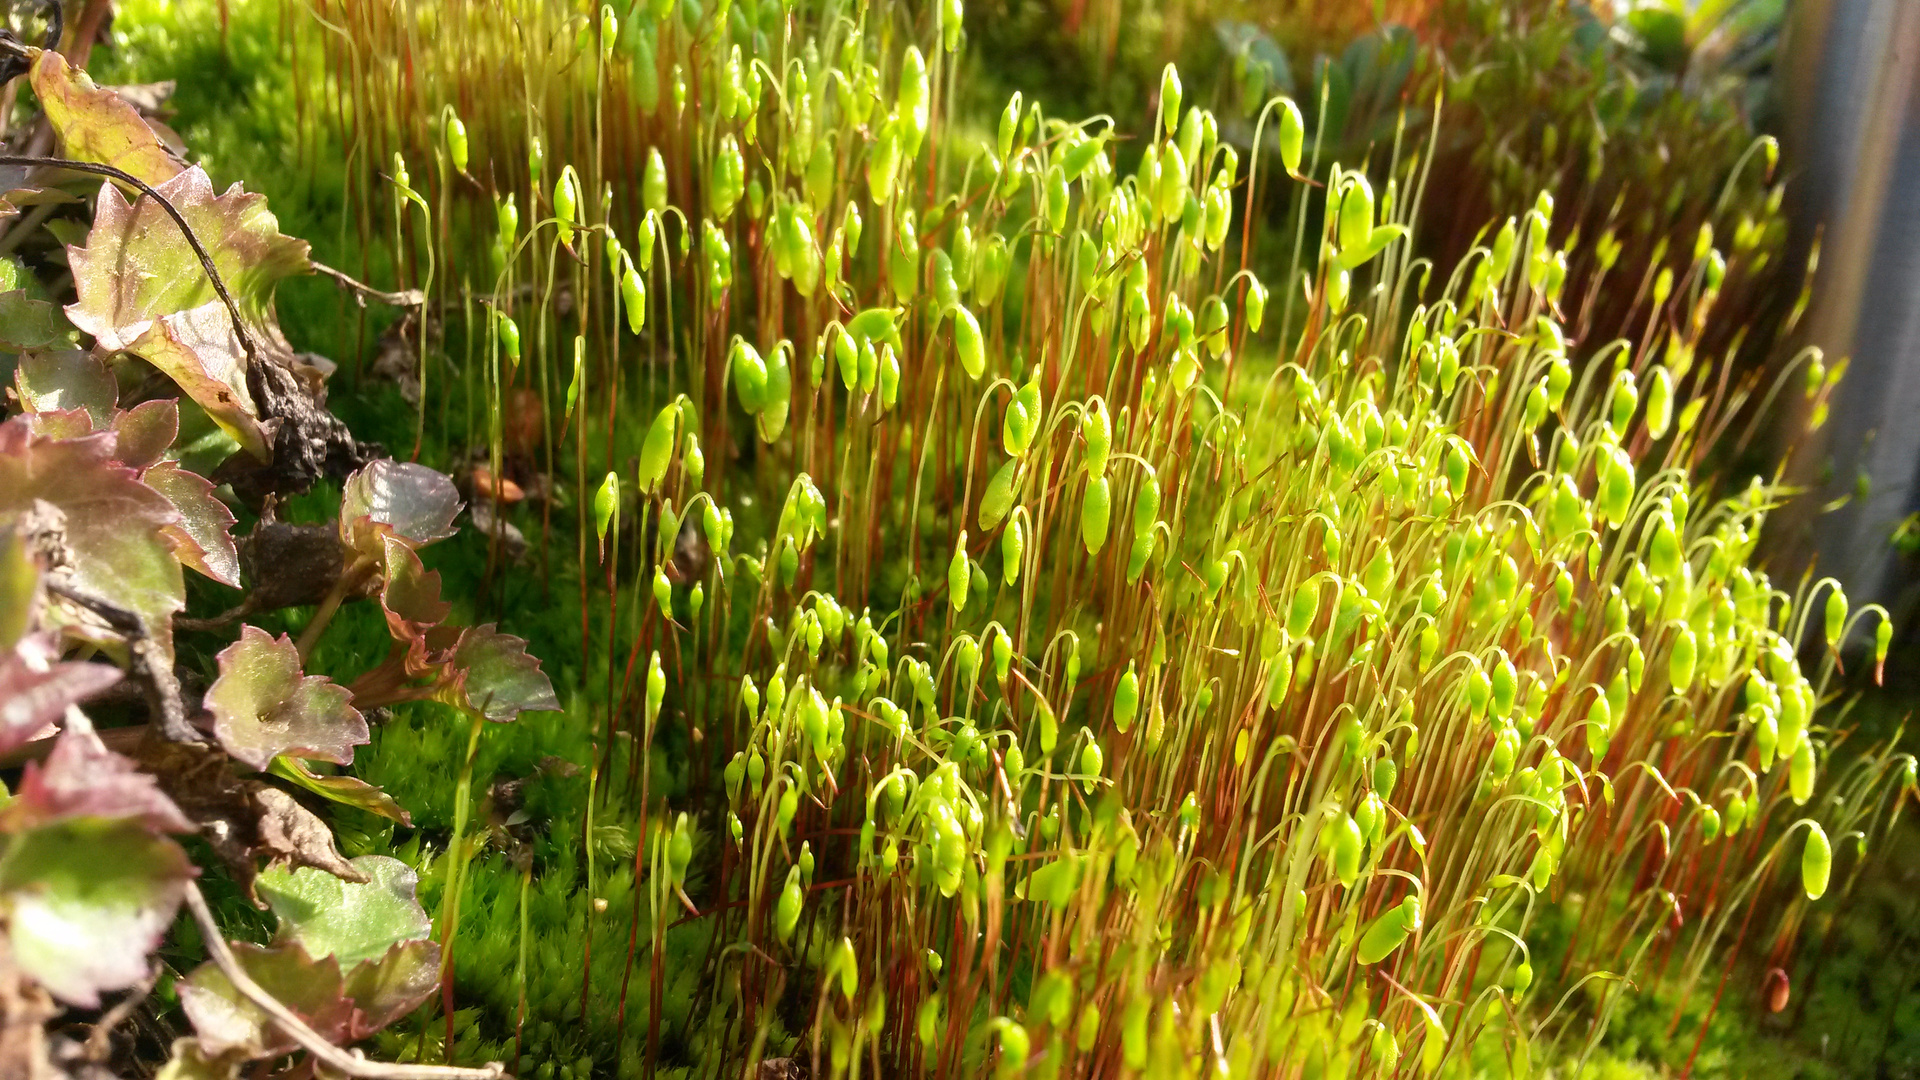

250,786,366,883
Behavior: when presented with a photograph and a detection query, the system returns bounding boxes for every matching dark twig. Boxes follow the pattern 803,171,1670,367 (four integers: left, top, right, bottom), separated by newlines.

82,970,157,1061
311,259,427,308
0,153,259,366
0,2,61,85
43,579,198,744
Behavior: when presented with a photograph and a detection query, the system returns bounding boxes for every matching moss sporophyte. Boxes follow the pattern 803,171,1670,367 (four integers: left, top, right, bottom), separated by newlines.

24,0,1909,1077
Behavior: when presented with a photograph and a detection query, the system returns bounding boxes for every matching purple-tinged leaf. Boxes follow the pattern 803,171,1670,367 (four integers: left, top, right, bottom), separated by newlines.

256,855,432,969
0,652,120,753
0,821,193,1007
377,534,451,641
179,941,353,1060
65,166,312,462
30,50,186,189
269,755,412,826
144,460,240,587
0,292,61,351
341,938,440,1038
14,349,115,427
3,722,194,834
113,398,180,469
0,417,185,659
24,407,94,441
340,460,461,559
435,623,561,723
206,626,365,770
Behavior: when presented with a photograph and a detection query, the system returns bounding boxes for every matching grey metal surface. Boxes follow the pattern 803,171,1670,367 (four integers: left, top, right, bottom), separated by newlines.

1776,0,1920,628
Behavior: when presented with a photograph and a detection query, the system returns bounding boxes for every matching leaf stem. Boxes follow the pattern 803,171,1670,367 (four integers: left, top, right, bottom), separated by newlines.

182,881,507,1080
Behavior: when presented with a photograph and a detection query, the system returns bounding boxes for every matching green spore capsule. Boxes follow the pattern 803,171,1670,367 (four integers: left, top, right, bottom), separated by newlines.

1276,98,1304,175
1287,579,1321,638
1698,804,1721,842
1790,739,1815,805
1802,823,1831,900
953,305,986,380
1609,369,1638,430
593,472,618,545
445,114,469,172
1082,398,1112,476
1115,664,1140,732
498,312,521,361
1670,628,1698,691
949,535,970,612
1646,365,1674,438
1355,895,1419,965
1465,661,1492,718
620,263,647,335
1001,518,1024,585
636,403,678,493
1491,652,1518,717
1373,756,1397,799
553,167,580,247
1245,275,1269,332
667,812,692,884
774,866,804,941
652,565,671,613
1330,814,1364,887
1080,476,1112,554
1079,737,1103,791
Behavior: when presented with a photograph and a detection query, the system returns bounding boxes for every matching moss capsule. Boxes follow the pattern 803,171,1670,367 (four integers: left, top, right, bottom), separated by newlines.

948,537,970,612
1115,664,1139,731
1080,476,1111,554
1802,823,1831,900
953,305,986,380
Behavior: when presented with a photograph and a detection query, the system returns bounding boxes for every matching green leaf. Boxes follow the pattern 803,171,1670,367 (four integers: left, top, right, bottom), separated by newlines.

0,418,185,660
340,938,440,1035
432,623,561,723
178,936,437,1060
0,820,193,1007
207,626,367,770
268,756,412,826
255,855,433,969
178,940,354,1060
31,50,186,189
14,349,115,427
0,292,60,350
